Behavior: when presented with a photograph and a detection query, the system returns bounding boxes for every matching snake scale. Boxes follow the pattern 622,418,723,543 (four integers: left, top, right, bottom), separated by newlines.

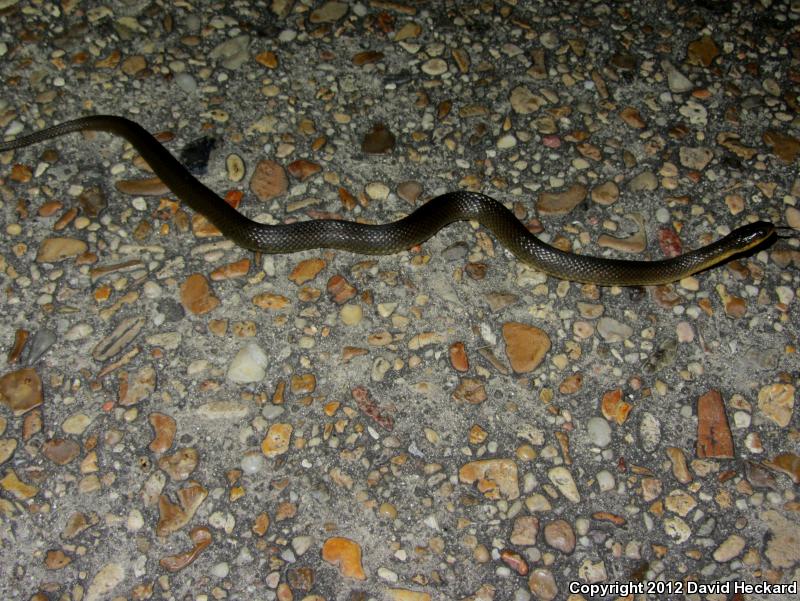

0,115,775,286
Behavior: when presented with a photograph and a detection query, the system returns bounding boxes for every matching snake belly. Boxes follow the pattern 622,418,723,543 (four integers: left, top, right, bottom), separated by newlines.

0,115,774,286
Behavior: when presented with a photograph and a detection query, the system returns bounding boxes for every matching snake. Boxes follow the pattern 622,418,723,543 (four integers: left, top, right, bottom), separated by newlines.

0,115,775,286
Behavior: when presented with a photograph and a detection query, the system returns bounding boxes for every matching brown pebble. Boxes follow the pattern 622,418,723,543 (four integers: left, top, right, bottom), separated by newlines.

666,447,693,484
291,373,316,394
528,568,558,600
23,410,43,440
0,468,38,499
115,177,170,198
593,511,626,526
262,423,293,457
7,328,30,363
452,377,486,404
724,296,747,318
620,106,646,128
502,322,551,373
510,516,539,546
500,549,529,575
321,537,366,580
42,439,80,465
558,373,583,395
591,181,619,205
121,54,146,75
255,50,278,69
449,342,469,372
250,160,288,201
157,483,208,536
289,258,326,284
600,388,632,425
362,123,396,154
287,159,322,181
696,389,734,459
763,130,800,164
160,526,212,572
252,511,270,536
536,184,587,215
352,50,384,65
0,367,44,416
763,452,800,484
119,366,156,406
469,424,488,445
36,237,88,263
397,181,422,203
95,49,121,69
252,293,290,310
687,34,719,67
180,273,220,315
0,439,16,465
62,512,93,539
158,448,199,481
10,163,32,182
327,274,357,304
149,413,176,453
459,459,520,500
38,200,64,217
45,549,72,570
338,186,357,210
543,519,575,554
210,258,251,281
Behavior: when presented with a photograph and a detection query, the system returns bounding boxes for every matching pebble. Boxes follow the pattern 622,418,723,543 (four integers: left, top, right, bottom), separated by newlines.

536,184,586,215
627,171,658,192
696,389,734,458
757,383,795,427
528,568,557,601
42,438,80,465
362,123,395,154
547,467,580,503
227,343,269,383
421,58,447,75
661,60,693,93
309,1,348,23
586,417,611,448
510,516,539,546
250,160,288,200
36,237,88,262
502,322,551,373
261,423,292,457
321,537,366,580
596,317,632,342
459,459,520,500
0,368,43,416
591,181,619,205
175,72,197,94
679,100,708,125
365,182,390,200
397,180,422,203
339,303,363,326
209,34,250,70
712,534,745,562
180,273,220,315
679,146,713,170
638,412,661,453
85,563,125,601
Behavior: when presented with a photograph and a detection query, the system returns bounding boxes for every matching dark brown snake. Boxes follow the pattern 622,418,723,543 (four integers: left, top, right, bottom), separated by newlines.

0,115,775,286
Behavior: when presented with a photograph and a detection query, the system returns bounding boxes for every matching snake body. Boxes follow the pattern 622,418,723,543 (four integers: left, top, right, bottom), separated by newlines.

0,115,774,286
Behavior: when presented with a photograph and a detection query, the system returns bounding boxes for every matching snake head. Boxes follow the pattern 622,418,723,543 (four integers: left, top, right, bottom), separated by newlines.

728,221,776,253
